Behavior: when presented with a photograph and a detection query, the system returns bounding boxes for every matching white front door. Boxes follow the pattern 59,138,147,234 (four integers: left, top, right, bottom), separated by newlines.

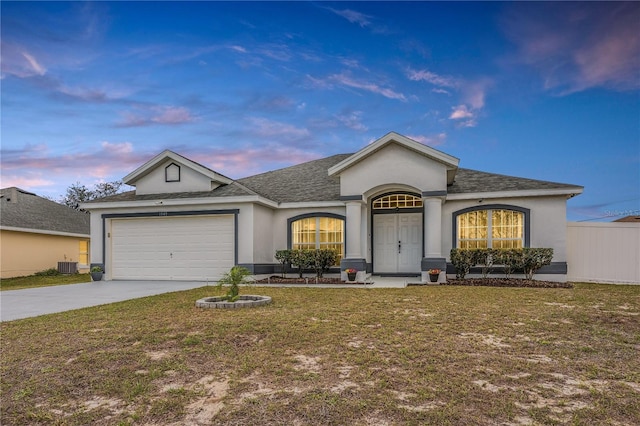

373,213,422,273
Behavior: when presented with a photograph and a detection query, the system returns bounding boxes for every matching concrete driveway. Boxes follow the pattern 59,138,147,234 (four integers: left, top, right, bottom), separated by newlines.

0,281,212,322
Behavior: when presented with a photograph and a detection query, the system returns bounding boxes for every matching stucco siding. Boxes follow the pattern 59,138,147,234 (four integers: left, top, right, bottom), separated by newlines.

442,196,569,262
135,159,217,195
0,230,89,278
340,143,448,196
252,204,275,264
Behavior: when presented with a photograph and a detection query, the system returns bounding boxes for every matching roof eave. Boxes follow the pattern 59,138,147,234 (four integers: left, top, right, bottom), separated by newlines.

446,187,584,201
123,150,233,186
80,195,278,210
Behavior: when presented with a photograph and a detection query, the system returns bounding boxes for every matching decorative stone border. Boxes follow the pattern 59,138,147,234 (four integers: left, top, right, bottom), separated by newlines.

195,295,272,309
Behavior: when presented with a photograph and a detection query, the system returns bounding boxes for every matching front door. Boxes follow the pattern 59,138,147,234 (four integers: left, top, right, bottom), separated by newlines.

373,213,422,273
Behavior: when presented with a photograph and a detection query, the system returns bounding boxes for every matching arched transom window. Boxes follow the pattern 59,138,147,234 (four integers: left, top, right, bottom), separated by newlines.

291,216,344,261
457,209,524,249
373,193,423,210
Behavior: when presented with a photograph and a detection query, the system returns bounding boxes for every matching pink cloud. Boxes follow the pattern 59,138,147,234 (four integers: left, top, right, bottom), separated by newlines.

407,133,447,147
502,2,640,94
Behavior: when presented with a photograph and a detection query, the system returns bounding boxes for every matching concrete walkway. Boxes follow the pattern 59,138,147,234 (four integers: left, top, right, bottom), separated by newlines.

0,276,422,322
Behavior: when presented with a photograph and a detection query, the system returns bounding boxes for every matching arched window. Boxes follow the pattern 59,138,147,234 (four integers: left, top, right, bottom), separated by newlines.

455,206,529,249
372,193,423,210
289,214,345,261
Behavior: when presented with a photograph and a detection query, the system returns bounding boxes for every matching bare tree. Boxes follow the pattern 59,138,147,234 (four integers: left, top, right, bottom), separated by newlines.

60,181,124,210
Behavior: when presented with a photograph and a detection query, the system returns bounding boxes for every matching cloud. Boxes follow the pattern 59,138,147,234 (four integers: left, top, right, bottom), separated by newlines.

502,2,640,94
328,8,373,28
407,133,447,147
117,106,195,127
247,117,310,141
0,43,47,78
336,111,368,131
449,105,477,128
308,72,407,101
0,141,149,195
407,68,458,89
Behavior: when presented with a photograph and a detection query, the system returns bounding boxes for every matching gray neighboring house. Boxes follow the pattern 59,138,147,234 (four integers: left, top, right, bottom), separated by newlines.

83,132,583,282
0,187,91,278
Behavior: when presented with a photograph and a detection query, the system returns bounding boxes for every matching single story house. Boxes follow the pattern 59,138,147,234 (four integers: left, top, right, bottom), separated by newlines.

0,187,91,278
83,132,583,282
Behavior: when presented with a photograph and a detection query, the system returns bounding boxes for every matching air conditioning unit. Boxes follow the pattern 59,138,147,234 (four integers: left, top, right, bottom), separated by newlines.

57,261,78,274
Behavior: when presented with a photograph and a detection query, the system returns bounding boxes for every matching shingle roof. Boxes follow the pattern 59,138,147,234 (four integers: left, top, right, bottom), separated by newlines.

0,187,90,235
237,154,350,203
88,152,582,205
448,168,583,194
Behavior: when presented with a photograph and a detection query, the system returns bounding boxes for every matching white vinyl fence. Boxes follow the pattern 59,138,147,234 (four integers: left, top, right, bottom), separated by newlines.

567,222,640,284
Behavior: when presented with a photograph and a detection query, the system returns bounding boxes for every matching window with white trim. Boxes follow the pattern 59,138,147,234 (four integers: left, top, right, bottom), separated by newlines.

457,209,524,249
291,216,344,261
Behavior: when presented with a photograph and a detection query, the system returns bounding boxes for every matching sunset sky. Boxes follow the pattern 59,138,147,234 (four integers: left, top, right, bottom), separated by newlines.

1,1,638,221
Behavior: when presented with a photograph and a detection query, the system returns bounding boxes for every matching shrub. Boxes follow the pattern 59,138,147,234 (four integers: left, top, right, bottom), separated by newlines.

34,268,61,277
310,249,338,278
274,249,292,278
521,248,553,279
451,247,553,280
493,249,524,278
289,249,314,278
450,249,476,279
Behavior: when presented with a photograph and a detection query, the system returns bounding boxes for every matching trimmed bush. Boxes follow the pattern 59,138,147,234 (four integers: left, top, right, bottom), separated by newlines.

521,248,554,279
450,249,476,279
289,249,314,278
451,247,553,280
275,249,292,278
310,249,338,278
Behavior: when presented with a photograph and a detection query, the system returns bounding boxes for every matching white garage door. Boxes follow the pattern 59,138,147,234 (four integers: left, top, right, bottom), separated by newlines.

110,215,234,281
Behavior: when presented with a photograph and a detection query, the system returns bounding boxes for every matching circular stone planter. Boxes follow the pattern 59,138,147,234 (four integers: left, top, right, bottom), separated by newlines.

195,295,272,309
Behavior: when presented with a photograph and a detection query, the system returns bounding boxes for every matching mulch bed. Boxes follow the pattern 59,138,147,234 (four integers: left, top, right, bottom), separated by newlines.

253,276,359,285
254,276,573,288
443,278,574,288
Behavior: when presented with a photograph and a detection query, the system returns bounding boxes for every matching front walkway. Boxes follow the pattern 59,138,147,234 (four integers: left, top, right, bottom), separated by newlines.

0,276,425,322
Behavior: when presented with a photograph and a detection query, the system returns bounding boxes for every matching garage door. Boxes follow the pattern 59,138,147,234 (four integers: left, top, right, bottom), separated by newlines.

110,215,234,281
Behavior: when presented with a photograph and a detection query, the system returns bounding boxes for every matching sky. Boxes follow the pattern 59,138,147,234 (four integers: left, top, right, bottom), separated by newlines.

1,1,639,222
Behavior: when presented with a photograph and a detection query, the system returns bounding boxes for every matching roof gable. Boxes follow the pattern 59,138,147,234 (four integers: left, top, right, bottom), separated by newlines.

328,132,460,184
123,150,233,195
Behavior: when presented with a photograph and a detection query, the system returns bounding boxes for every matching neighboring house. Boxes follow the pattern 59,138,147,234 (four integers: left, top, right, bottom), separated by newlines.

0,187,91,278
83,132,583,282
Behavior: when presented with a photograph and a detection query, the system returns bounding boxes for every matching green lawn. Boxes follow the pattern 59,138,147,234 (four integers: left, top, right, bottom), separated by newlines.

0,273,91,291
1,283,639,425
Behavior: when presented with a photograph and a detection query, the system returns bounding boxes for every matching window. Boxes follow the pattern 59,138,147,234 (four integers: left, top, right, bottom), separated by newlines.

291,216,344,261
373,193,423,210
457,209,524,249
79,240,89,265
165,163,180,182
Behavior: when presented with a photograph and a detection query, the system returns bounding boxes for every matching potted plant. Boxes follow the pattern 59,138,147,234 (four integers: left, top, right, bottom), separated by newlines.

345,268,358,282
428,268,441,283
90,265,104,282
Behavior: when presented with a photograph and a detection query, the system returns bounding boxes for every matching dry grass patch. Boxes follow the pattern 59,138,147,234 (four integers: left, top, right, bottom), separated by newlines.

1,283,639,425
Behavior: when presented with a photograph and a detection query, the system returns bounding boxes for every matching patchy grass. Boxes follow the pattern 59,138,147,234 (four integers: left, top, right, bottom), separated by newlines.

0,273,91,291
1,283,639,425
